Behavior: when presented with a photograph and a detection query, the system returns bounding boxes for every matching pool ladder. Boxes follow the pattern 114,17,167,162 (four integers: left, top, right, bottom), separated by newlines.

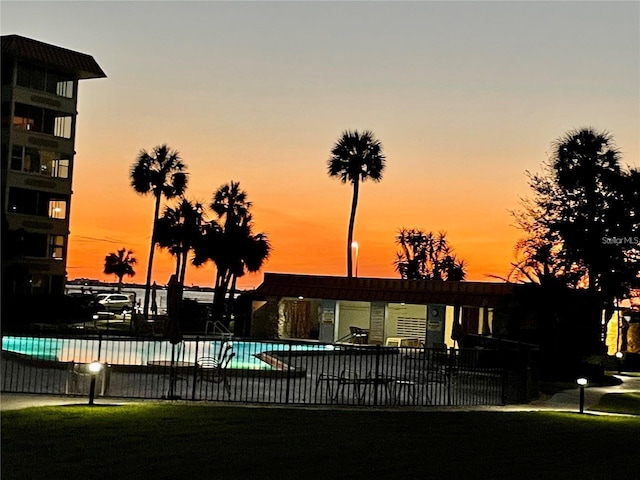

205,320,233,340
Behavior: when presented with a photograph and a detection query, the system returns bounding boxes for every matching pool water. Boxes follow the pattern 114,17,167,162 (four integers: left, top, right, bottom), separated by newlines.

1,336,331,370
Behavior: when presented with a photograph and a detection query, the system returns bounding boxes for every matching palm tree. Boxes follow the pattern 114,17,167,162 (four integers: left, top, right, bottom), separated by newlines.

104,248,137,292
328,130,385,277
394,229,467,281
155,198,204,287
193,182,271,327
550,128,623,296
210,181,251,231
130,144,188,318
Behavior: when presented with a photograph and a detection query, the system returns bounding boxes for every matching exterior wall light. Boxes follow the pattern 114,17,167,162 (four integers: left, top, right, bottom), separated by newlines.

576,377,588,414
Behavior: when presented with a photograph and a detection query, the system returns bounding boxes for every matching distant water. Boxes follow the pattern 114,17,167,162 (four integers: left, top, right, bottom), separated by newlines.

65,284,214,314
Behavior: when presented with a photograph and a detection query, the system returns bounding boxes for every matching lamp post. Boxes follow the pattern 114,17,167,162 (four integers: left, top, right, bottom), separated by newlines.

577,377,588,414
88,361,104,405
351,241,359,277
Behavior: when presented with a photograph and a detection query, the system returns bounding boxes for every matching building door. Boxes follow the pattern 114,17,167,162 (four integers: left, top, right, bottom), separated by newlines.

462,307,480,335
282,299,312,339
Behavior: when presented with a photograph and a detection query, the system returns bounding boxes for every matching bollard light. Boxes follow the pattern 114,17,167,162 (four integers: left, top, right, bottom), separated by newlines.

88,361,103,374
577,377,588,414
88,361,104,405
615,352,624,375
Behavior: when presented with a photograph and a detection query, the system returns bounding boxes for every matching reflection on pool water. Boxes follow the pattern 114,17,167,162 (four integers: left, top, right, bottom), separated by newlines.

1,336,333,370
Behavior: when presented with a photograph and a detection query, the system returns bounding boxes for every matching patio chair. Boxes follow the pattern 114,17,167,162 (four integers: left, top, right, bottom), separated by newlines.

349,326,369,344
390,348,458,406
196,341,235,398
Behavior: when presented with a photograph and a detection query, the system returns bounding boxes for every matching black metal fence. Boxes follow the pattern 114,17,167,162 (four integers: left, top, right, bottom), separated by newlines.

1,334,512,406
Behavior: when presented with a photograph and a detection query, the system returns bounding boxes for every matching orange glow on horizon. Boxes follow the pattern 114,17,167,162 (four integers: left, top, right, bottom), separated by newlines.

66,167,524,289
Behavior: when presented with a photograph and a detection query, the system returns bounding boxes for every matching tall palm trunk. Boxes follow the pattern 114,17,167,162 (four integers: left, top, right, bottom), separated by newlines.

173,250,181,279
143,194,162,319
212,269,226,324
228,273,238,331
347,179,359,278
179,248,189,286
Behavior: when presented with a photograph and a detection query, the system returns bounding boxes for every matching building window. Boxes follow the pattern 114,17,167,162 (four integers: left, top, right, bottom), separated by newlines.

16,62,74,99
31,66,46,91
53,157,70,178
7,187,68,220
12,103,36,131
12,103,73,139
1,58,13,85
16,63,30,88
10,146,22,170
11,145,71,178
48,200,66,219
49,235,65,260
22,232,48,258
1,101,11,128
30,274,50,295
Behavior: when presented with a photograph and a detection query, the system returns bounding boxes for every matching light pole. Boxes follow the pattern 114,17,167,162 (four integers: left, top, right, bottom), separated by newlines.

577,377,588,414
351,241,359,277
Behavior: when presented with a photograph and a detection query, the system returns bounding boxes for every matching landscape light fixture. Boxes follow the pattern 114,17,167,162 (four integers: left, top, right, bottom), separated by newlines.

615,351,624,375
576,377,588,414
88,361,104,405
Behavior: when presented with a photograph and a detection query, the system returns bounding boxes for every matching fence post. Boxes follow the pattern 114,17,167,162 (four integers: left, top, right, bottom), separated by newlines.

285,343,292,404
191,336,200,401
373,344,381,406
501,348,509,405
97,332,103,361
447,347,454,406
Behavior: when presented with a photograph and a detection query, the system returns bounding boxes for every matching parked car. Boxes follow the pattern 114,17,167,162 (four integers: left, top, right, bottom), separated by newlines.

95,293,133,313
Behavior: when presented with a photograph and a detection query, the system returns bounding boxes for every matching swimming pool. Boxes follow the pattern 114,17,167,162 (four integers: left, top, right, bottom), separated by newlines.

1,336,334,370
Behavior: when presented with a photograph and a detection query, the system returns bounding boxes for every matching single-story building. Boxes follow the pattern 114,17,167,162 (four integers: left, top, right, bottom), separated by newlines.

246,272,614,382
251,273,516,347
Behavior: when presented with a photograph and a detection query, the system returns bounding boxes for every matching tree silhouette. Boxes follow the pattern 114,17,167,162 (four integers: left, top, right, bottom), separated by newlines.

513,128,640,327
193,182,271,327
130,144,188,318
394,229,466,281
328,130,385,277
104,248,137,292
155,198,204,287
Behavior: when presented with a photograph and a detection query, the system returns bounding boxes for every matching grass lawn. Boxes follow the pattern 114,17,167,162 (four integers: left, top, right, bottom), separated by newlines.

2,403,640,480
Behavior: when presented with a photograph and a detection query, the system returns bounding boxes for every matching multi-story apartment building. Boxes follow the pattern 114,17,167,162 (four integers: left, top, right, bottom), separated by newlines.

1,35,105,296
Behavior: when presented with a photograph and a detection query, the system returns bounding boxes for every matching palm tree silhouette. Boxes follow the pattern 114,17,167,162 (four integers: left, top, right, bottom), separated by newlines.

130,144,188,318
193,182,271,327
103,248,137,292
155,198,204,287
551,128,622,296
328,130,385,277
394,229,466,281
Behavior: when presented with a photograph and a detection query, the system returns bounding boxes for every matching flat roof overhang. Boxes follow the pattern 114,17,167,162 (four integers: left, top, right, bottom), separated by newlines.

256,273,516,308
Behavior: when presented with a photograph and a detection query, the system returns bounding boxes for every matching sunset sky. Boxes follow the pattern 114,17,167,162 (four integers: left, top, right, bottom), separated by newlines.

2,1,638,290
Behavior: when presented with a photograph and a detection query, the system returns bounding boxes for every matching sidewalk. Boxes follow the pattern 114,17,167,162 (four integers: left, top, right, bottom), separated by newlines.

531,373,640,411
0,393,145,411
2,374,639,413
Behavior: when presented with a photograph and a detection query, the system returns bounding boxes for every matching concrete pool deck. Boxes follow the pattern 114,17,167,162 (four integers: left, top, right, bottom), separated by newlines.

2,373,639,413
